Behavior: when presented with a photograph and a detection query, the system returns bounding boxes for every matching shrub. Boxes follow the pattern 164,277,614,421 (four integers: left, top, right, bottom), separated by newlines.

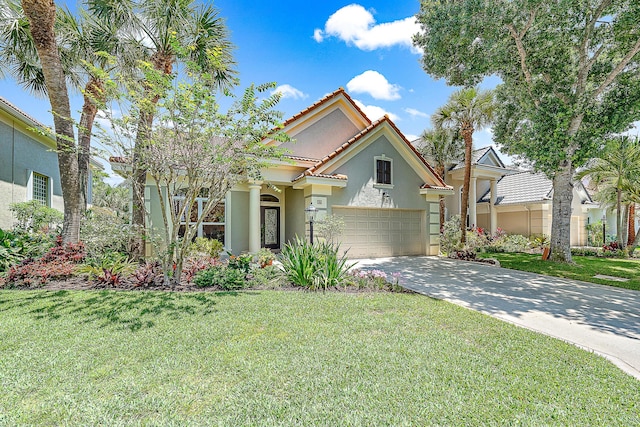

132,261,164,287
194,265,248,290
279,238,355,289
10,201,63,235
247,265,286,289
182,256,219,282
440,215,462,255
347,269,404,292
571,247,601,257
6,236,85,287
602,241,626,258
255,248,276,267
498,234,531,253
0,229,26,272
529,234,549,249
227,252,253,274
189,238,223,259
81,207,138,259
77,253,137,286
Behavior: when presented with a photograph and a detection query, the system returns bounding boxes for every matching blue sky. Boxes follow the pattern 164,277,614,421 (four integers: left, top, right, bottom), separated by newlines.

0,0,497,153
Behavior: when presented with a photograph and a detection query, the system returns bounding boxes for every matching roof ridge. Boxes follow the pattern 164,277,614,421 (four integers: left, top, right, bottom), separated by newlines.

280,87,372,129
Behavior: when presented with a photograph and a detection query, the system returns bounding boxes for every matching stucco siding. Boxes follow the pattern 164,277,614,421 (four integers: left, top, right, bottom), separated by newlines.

329,135,427,210
229,191,249,254
0,119,64,229
280,109,361,159
284,187,305,244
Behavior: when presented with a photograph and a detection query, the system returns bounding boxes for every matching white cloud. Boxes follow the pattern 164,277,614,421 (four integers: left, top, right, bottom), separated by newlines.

347,70,401,101
314,4,421,53
272,84,308,100
354,99,399,122
404,108,428,118
313,28,324,43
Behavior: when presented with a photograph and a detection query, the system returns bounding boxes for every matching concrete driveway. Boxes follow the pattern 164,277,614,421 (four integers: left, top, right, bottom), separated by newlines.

355,256,640,380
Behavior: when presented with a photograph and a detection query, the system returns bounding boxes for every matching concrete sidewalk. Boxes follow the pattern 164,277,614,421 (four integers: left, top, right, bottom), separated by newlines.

355,256,640,380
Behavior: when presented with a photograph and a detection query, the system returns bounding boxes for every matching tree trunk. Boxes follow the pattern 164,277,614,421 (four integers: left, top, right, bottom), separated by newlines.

78,77,104,211
616,188,624,246
628,204,636,246
130,53,173,260
460,125,473,244
549,160,574,262
22,0,80,243
131,110,153,260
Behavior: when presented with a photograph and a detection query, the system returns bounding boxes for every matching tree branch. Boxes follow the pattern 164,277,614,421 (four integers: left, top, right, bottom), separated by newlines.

506,9,538,105
594,36,640,99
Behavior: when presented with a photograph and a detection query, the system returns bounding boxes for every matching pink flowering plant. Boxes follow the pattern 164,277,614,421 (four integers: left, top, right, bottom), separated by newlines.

347,269,405,292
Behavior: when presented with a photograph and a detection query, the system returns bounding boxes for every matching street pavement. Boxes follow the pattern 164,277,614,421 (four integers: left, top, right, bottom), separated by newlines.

355,256,640,380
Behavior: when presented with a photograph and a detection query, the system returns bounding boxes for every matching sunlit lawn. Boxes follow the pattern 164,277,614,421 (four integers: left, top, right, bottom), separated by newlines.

0,289,638,426
479,252,640,291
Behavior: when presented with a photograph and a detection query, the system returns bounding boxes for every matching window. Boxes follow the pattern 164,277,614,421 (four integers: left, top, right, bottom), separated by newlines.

174,196,225,243
375,157,393,186
32,173,50,206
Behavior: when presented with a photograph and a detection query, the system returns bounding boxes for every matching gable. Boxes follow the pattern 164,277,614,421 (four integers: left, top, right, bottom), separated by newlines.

265,89,370,159
307,118,448,189
279,108,362,159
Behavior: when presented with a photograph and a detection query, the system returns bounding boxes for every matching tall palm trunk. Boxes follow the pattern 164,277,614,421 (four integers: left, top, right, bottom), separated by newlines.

628,204,636,246
460,124,473,244
22,0,80,243
78,76,104,211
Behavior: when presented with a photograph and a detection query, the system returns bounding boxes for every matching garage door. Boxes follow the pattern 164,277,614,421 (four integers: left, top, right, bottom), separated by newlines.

332,207,425,258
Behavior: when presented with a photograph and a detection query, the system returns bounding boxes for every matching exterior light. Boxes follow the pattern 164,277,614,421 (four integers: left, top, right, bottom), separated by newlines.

305,203,317,244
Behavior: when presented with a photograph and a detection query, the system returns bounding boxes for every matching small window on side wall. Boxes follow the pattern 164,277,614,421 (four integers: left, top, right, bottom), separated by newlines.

32,172,50,206
375,156,393,187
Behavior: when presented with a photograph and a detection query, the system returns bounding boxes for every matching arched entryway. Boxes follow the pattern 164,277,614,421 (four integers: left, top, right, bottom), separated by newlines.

260,194,280,249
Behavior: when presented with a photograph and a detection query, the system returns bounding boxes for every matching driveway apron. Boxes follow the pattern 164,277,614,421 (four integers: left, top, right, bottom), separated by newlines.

355,256,640,380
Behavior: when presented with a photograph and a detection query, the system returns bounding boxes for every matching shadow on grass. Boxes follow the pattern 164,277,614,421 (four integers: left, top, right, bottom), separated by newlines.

0,289,255,332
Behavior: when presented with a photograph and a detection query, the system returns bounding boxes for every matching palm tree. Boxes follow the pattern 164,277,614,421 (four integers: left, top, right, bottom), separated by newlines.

88,0,237,258
1,0,135,240
432,87,494,243
577,136,640,247
18,0,81,243
419,126,463,233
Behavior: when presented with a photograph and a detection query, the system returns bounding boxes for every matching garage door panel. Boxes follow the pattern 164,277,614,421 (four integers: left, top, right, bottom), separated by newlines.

333,207,425,258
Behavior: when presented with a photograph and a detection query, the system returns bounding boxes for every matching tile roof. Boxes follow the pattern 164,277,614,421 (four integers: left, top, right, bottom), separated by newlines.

478,171,553,205
280,88,371,128
0,96,47,129
451,146,505,170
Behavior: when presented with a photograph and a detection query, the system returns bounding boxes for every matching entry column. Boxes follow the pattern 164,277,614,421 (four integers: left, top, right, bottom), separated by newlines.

469,177,477,228
490,179,498,234
248,181,262,253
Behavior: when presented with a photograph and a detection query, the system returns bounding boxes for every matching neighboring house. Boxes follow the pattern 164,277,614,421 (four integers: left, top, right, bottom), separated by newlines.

0,97,65,229
120,88,453,258
438,146,597,245
0,96,99,230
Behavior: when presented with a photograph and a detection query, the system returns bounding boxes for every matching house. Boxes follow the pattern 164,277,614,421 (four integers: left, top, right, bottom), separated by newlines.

439,146,597,245
0,97,65,229
124,88,453,258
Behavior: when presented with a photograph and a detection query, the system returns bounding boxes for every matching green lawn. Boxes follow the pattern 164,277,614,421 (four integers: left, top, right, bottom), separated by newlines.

0,290,638,426
479,252,640,291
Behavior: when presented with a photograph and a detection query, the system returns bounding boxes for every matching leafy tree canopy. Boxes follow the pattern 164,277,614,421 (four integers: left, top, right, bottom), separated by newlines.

414,0,640,175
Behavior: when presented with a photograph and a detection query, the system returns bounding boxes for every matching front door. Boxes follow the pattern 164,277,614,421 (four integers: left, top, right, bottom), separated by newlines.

261,206,280,249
